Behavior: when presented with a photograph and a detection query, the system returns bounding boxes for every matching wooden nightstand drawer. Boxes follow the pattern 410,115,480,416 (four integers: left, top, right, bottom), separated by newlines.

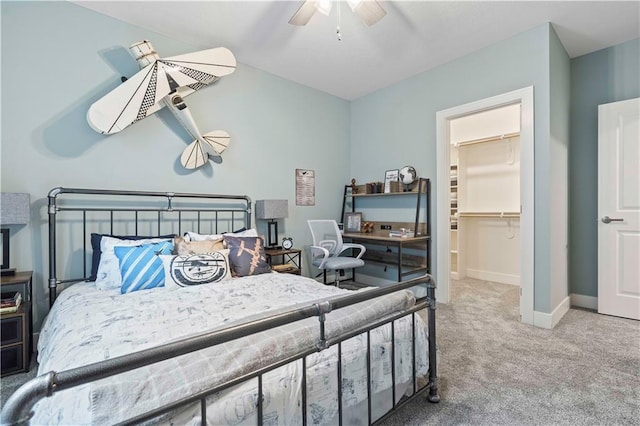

1,344,24,375
1,314,23,345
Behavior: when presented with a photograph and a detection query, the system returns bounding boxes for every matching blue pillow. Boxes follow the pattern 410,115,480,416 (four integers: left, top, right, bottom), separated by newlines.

114,241,174,294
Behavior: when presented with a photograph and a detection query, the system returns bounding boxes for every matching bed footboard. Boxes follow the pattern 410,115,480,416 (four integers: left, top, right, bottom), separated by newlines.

2,275,439,425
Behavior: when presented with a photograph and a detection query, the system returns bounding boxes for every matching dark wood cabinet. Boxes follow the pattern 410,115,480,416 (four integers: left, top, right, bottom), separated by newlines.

1,271,33,376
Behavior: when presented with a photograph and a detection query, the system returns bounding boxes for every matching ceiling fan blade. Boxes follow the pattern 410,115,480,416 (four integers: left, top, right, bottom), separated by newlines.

353,0,387,26
289,0,317,26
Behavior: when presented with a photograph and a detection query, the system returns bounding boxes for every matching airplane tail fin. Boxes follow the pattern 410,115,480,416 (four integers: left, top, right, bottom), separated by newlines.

180,131,231,170
202,130,230,156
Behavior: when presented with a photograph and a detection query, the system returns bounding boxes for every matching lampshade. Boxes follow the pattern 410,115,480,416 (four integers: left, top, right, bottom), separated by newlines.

255,200,288,220
0,192,30,225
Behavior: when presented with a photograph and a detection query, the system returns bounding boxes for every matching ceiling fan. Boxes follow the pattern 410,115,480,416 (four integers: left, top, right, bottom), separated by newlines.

289,0,387,27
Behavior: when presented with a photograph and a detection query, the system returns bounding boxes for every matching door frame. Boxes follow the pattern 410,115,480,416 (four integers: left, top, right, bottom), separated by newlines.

435,86,535,325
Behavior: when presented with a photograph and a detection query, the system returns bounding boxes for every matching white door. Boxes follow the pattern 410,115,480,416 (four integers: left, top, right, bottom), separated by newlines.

598,97,640,320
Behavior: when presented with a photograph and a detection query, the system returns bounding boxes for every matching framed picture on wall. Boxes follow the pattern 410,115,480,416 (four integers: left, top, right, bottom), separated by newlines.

344,212,363,233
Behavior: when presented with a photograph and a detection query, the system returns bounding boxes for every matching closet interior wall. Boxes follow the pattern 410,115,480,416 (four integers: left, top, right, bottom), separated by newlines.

450,104,521,286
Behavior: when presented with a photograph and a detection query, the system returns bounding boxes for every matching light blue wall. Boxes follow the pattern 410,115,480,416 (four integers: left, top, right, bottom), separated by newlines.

1,1,351,329
548,25,571,309
569,38,640,298
350,24,557,312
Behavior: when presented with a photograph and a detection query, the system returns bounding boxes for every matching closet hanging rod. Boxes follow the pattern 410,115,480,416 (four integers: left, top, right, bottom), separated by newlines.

454,131,520,147
457,211,520,218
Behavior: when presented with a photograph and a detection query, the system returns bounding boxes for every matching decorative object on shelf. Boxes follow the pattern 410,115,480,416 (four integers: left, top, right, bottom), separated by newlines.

384,169,399,193
344,212,363,233
362,221,374,233
255,200,289,249
0,193,30,276
399,165,418,191
282,237,294,250
367,182,384,194
351,178,357,193
87,40,237,170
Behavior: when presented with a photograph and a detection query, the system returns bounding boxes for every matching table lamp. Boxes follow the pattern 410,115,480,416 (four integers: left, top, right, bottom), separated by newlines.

255,200,288,249
1,192,30,276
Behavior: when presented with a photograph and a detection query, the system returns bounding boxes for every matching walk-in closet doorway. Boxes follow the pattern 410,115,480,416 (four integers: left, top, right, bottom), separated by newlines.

436,87,534,325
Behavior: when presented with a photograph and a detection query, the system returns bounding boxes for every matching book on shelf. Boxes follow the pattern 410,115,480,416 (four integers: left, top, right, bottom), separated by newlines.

0,291,22,308
0,304,19,314
272,263,294,271
389,230,415,238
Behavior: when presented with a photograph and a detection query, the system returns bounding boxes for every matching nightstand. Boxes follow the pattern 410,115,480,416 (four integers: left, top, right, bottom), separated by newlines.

1,271,33,376
264,248,302,275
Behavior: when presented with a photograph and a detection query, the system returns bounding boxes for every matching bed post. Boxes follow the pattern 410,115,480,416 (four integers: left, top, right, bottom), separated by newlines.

48,187,61,308
426,275,440,403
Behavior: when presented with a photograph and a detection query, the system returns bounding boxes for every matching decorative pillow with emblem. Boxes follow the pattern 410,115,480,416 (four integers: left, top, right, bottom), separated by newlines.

172,236,225,256
222,235,272,277
161,249,231,289
114,241,174,294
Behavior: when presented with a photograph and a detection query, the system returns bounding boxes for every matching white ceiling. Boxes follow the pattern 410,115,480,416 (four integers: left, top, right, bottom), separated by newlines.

74,1,640,100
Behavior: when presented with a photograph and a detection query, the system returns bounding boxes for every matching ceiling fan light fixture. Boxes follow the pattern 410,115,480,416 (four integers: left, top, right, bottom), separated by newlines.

315,0,333,16
347,0,362,11
352,0,386,26
288,0,386,27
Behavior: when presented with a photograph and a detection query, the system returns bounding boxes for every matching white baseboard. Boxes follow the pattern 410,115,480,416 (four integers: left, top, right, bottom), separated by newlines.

533,296,570,329
466,268,520,286
570,293,598,310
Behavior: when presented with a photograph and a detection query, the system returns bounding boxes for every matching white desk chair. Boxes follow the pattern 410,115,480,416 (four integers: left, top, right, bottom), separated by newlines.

307,219,366,287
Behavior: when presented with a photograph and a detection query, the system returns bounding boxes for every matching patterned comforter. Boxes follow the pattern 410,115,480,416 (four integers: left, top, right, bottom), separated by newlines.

33,273,428,425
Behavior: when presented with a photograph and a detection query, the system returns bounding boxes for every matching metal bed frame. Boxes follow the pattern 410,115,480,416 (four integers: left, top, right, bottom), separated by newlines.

1,187,439,425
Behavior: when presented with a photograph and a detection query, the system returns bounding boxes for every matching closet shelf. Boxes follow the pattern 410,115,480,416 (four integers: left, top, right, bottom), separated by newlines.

457,211,520,218
454,131,520,147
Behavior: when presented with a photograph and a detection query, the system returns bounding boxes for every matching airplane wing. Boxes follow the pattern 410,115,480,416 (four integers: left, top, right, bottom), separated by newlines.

87,47,236,135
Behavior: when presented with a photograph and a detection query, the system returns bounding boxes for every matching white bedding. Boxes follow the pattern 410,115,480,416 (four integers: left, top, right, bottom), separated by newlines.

33,273,428,425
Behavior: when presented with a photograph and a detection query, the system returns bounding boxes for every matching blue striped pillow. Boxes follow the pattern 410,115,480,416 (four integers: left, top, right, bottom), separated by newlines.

114,241,174,294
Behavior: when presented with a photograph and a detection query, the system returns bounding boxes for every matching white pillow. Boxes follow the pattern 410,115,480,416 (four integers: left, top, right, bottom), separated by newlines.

185,228,258,242
161,249,232,289
95,236,172,290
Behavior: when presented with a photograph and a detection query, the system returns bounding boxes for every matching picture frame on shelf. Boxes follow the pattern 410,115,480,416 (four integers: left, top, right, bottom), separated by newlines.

344,212,363,233
384,169,399,193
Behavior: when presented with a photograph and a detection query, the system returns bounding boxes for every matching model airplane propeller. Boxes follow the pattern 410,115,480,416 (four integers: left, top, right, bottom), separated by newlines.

87,41,236,170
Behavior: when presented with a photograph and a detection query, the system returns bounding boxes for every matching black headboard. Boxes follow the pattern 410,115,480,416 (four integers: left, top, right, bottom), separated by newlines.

47,187,251,306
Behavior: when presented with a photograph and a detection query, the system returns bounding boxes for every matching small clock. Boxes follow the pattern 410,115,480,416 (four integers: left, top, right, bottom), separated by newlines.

282,237,293,250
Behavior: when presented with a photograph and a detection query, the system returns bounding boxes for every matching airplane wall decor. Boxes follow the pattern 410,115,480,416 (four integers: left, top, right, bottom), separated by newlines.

87,40,237,170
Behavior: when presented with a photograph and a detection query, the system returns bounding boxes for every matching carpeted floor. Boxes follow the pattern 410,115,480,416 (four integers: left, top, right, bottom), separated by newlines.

379,278,640,425
2,278,639,424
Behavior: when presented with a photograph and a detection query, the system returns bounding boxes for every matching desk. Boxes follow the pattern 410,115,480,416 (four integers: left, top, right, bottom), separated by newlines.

342,232,430,282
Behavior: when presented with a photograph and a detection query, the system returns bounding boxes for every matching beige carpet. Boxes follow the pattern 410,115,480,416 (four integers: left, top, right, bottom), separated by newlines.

379,277,640,425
